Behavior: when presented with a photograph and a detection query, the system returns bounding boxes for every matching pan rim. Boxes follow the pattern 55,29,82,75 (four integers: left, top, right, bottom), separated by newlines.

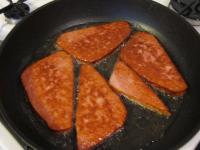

0,0,199,149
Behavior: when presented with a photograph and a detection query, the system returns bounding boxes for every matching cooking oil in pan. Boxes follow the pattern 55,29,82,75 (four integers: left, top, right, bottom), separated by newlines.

20,21,185,150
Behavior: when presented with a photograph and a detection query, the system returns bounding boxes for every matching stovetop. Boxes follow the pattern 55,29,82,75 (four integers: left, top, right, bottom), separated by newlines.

0,0,199,42
0,0,199,150
0,0,54,41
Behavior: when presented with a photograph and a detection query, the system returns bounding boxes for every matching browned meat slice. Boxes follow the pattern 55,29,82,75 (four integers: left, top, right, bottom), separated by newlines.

56,21,131,62
120,32,188,96
109,60,171,116
76,64,127,150
21,51,74,131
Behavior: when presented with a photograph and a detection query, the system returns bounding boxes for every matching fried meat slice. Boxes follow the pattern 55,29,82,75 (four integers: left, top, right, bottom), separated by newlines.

76,64,127,149
120,32,187,95
57,21,131,62
21,51,74,131
109,60,171,116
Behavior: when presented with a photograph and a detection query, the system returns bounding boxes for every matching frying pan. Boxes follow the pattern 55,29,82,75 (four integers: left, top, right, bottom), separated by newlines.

0,0,200,149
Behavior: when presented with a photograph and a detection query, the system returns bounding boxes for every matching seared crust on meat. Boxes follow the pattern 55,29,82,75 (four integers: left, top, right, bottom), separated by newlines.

21,51,74,131
109,60,171,116
76,64,127,150
120,32,187,96
56,21,131,62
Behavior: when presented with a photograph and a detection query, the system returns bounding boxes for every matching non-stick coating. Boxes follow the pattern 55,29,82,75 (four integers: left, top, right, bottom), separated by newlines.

0,0,200,149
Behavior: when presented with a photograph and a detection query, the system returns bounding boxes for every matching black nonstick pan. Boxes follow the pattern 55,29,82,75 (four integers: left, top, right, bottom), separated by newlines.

0,0,200,149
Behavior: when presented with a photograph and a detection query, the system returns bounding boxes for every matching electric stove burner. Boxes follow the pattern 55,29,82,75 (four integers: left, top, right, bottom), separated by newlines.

0,0,30,20
169,0,200,26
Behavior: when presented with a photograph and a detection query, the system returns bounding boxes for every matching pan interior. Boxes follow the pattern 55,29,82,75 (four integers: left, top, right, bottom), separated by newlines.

0,0,199,150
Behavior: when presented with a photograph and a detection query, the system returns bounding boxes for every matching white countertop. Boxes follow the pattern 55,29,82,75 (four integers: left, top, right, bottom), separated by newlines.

0,0,199,150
